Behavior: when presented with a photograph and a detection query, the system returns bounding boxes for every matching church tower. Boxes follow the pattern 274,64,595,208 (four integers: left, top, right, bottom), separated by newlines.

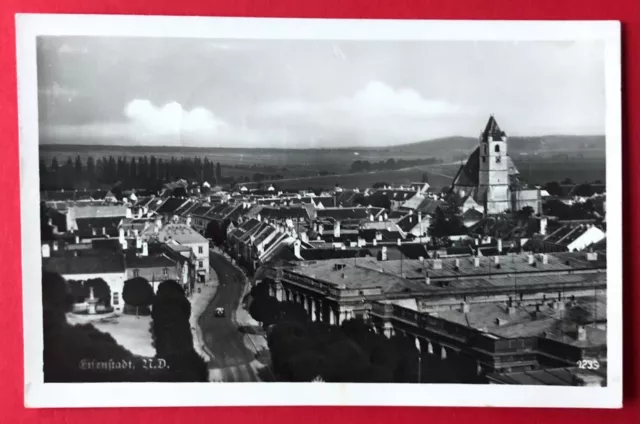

477,115,510,214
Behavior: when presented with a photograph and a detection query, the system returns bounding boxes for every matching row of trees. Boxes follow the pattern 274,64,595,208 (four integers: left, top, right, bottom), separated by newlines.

543,180,604,198
40,155,224,191
349,157,442,173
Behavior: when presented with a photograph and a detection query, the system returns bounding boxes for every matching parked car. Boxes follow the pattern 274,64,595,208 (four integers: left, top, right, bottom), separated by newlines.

214,307,225,317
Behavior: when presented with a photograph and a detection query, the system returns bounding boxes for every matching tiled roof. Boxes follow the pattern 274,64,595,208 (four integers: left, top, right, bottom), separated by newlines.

75,217,122,237
125,253,177,269
156,198,188,215
396,214,425,232
43,253,125,275
70,205,127,219
156,223,208,244
316,207,383,221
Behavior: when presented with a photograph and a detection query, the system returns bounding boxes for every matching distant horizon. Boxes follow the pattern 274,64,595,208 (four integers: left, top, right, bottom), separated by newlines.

39,132,606,151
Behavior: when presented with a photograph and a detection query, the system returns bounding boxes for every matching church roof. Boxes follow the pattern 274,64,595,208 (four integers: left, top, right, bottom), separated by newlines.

482,115,506,142
452,147,480,187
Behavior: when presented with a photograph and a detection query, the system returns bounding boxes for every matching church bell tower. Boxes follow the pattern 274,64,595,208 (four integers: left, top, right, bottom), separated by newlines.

477,115,510,214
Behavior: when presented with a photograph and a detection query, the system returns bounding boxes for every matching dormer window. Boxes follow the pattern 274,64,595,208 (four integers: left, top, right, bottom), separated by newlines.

494,145,501,153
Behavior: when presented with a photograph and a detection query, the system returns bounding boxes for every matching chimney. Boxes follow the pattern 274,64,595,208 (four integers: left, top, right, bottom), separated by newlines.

577,325,587,342
122,240,128,250
376,232,382,241
372,239,377,246
334,221,341,238
462,303,470,313
541,254,549,264
136,235,142,249
41,244,50,258
397,238,402,246
294,240,301,258
370,213,374,222
424,276,431,285
383,212,388,221
381,246,388,261
507,306,516,316
186,215,192,227
418,212,422,223
119,227,125,243
141,241,148,257
474,238,479,246
454,258,460,268
126,207,132,218
319,224,324,234
52,241,59,251
432,259,443,270
378,215,383,222
494,256,500,265
473,257,480,267
357,237,365,247
586,251,598,261
497,239,503,253
528,254,535,265
540,217,548,236
75,235,80,244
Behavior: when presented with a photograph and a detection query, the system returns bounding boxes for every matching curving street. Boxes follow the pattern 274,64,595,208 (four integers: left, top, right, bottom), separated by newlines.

198,250,261,382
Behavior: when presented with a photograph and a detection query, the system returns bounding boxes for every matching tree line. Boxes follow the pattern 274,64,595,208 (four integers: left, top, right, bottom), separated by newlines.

350,157,442,173
40,155,224,191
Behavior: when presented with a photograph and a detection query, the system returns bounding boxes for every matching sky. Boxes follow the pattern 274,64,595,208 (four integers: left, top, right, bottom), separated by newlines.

37,36,606,149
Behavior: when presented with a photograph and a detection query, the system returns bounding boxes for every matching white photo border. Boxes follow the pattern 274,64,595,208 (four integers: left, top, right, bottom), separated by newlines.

16,14,623,409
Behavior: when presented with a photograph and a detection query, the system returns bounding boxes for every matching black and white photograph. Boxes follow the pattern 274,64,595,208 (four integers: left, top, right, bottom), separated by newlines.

17,15,622,408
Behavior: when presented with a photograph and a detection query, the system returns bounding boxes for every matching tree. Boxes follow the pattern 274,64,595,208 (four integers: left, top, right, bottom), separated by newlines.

421,172,429,183
122,277,154,316
561,177,574,185
216,162,222,183
152,280,192,357
74,155,83,179
544,181,563,197
573,183,594,198
84,278,111,307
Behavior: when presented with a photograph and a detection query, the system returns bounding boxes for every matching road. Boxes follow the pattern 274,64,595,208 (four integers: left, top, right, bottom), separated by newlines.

198,251,260,382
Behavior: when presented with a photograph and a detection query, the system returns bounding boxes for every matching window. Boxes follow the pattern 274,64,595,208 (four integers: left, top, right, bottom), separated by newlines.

133,269,139,277
494,144,501,153
113,293,120,306
198,246,203,254
496,156,502,163
199,261,204,268
162,268,168,276
484,145,488,154
482,157,486,163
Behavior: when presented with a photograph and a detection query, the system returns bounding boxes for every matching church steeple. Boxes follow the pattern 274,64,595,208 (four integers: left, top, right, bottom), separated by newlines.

481,115,506,143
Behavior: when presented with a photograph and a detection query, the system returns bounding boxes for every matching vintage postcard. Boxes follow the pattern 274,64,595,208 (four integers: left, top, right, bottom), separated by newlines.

16,14,622,408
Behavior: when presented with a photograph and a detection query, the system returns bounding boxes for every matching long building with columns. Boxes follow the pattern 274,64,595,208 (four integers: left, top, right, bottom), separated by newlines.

260,250,607,383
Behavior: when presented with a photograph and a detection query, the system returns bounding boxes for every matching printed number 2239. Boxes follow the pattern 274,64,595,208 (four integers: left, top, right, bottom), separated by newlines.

576,359,600,370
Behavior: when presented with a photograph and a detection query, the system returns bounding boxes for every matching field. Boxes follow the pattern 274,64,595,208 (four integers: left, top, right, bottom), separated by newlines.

39,143,606,191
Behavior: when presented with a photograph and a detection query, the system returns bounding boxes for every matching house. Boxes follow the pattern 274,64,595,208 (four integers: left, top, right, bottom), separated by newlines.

142,222,210,282
41,245,127,313
124,242,193,293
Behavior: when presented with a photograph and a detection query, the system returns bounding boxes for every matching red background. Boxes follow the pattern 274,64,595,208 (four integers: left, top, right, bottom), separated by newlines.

0,0,638,422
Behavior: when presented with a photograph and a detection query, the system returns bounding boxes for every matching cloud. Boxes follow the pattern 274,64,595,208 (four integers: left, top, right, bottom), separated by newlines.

123,99,228,137
261,81,463,120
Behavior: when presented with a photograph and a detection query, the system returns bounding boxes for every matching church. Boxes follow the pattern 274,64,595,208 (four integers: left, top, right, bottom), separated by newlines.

451,115,542,216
